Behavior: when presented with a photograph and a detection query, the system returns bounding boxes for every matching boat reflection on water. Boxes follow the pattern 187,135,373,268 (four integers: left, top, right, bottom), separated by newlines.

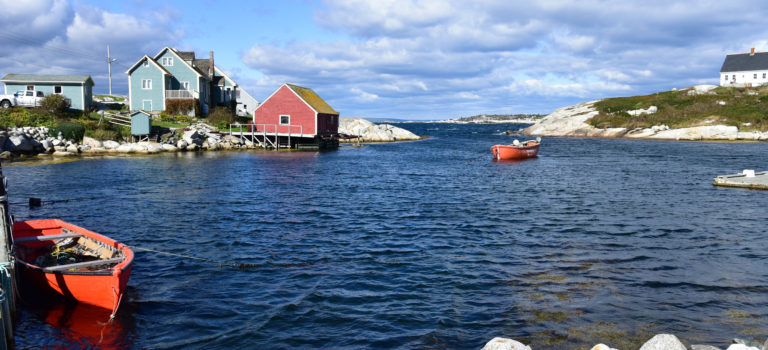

24,298,134,348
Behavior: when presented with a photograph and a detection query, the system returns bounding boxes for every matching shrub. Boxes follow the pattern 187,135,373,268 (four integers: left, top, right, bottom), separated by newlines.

207,107,235,130
49,121,85,141
165,99,199,116
0,108,55,129
85,129,117,140
41,94,71,118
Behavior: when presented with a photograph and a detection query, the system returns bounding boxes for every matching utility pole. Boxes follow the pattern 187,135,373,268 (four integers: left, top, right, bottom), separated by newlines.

107,45,117,95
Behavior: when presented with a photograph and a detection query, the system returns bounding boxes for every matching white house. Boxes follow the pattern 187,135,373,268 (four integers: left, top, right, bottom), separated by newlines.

720,48,768,87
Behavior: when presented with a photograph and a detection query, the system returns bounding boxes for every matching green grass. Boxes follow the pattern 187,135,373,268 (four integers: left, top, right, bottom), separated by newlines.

588,86,768,131
94,94,125,102
152,120,187,129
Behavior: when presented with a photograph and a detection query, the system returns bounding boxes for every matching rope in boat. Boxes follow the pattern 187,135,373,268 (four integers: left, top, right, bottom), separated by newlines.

128,245,259,270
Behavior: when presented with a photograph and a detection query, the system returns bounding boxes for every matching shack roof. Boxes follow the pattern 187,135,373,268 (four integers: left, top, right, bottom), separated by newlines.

286,83,338,115
1,74,95,85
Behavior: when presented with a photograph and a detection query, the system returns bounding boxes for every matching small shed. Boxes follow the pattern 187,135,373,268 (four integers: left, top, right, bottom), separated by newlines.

252,83,339,137
0,74,95,111
130,110,152,136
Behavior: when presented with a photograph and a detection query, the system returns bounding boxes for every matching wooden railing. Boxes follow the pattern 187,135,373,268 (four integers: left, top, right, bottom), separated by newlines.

98,111,131,127
165,90,199,99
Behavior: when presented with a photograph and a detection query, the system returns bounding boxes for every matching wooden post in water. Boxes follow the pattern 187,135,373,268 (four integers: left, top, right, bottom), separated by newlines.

0,161,15,348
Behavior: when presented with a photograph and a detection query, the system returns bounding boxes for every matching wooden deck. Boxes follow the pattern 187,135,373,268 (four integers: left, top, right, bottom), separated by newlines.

713,170,768,190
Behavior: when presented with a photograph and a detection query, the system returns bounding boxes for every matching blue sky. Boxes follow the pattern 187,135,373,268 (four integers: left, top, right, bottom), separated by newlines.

1,0,768,120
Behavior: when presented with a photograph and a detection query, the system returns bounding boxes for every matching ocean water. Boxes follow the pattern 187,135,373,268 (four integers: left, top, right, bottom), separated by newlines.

4,123,768,349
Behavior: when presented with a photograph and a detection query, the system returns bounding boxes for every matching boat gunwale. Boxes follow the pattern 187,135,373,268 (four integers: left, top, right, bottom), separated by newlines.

12,219,134,276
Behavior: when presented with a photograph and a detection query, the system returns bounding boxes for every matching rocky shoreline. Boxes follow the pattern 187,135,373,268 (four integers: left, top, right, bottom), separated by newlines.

520,100,768,141
483,334,768,350
0,123,263,160
0,118,423,160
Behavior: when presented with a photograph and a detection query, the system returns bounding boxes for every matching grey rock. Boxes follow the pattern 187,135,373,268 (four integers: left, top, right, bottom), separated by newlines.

176,140,188,149
9,135,36,152
727,345,760,350
52,139,62,146
82,136,103,148
692,345,721,350
103,140,120,149
0,151,11,159
52,151,74,156
54,145,67,152
640,334,687,350
66,145,79,153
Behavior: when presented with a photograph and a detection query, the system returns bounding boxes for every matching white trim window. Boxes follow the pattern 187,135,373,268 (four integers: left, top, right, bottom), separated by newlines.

142,79,152,89
54,86,62,94
279,115,290,125
182,81,189,90
143,60,149,67
162,57,174,66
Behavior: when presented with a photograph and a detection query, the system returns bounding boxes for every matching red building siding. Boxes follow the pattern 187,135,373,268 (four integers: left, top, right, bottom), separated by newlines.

253,85,316,135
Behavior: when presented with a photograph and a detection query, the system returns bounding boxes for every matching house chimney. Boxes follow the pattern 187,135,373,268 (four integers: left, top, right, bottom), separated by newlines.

209,51,214,76
751,47,755,56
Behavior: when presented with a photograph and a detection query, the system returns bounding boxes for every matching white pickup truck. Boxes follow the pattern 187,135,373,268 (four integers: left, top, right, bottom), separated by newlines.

0,90,46,108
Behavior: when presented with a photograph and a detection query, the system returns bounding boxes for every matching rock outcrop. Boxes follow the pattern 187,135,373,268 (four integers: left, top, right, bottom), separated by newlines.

339,117,420,142
520,100,768,141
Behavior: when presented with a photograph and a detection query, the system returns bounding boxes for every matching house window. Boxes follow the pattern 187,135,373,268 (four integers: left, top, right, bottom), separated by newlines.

54,86,62,94
763,73,766,79
279,115,290,125
143,60,149,67
181,81,189,90
26,85,34,91
754,73,758,79
162,57,173,66
142,79,152,89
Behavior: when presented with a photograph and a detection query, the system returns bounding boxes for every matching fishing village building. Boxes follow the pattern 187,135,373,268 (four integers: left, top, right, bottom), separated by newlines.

0,74,94,111
720,48,768,87
251,83,340,149
125,47,258,116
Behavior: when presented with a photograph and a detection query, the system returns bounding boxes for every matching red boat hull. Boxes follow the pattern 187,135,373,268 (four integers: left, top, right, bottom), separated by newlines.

491,142,540,160
12,219,133,311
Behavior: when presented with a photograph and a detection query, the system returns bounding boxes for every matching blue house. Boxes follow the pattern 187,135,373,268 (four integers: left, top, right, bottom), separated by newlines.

0,74,94,111
126,47,249,115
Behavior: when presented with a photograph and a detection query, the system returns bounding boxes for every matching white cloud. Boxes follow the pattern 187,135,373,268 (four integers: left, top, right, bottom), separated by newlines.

0,1,184,94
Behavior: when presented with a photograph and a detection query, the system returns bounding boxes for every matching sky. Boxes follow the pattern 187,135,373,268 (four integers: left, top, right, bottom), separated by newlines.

1,0,767,120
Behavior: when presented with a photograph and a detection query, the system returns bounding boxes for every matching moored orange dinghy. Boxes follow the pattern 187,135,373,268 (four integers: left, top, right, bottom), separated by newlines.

12,219,133,316
491,137,541,160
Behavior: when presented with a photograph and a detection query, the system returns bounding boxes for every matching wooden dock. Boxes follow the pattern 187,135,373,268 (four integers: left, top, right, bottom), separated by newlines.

713,170,768,190
0,161,15,348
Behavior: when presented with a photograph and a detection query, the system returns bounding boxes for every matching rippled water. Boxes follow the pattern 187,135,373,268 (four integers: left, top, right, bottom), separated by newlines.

4,123,768,349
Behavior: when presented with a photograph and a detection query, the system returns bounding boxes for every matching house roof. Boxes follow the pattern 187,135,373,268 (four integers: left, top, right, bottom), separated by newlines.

720,52,768,72
286,83,338,115
125,55,171,75
192,59,212,79
175,50,196,61
1,73,95,85
152,47,207,81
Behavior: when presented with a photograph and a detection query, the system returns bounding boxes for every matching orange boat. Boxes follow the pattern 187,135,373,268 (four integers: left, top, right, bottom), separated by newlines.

12,219,133,316
491,137,541,160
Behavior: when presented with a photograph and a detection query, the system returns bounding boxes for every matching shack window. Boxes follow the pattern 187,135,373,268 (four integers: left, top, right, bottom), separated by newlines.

54,86,62,94
279,115,290,125
142,79,152,89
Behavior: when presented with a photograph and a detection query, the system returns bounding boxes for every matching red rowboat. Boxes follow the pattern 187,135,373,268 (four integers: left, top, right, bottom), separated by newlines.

12,219,133,316
491,137,541,160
